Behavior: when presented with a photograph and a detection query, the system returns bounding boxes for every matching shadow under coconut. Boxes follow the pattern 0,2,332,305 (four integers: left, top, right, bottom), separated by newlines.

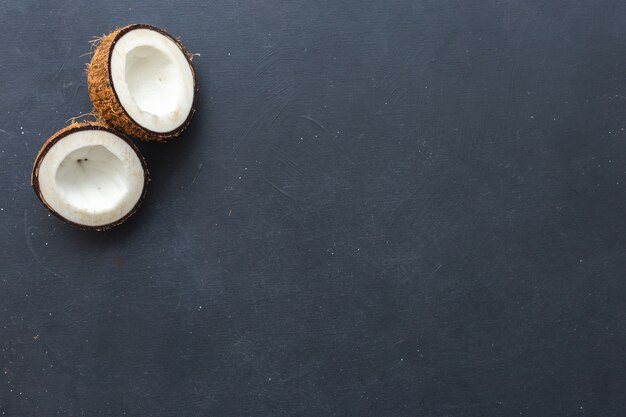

60,205,146,246
136,77,208,205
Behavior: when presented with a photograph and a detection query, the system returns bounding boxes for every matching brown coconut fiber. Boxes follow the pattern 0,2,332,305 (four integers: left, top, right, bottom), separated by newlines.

87,24,197,142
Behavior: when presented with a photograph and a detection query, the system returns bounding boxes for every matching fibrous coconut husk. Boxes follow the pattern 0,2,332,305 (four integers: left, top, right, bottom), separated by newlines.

87,24,197,142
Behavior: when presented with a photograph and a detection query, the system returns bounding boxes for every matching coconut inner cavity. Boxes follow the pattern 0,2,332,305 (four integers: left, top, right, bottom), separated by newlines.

35,129,145,228
55,145,129,212
109,28,195,133
125,45,180,117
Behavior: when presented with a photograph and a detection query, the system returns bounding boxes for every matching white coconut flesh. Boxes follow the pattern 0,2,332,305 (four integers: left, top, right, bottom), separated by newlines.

37,129,145,227
110,28,194,133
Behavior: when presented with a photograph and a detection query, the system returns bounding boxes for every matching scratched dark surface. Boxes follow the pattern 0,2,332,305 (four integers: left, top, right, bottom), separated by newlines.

1,0,626,416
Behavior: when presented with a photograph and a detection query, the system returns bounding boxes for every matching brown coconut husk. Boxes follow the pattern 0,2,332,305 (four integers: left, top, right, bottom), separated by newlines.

31,122,149,231
87,24,197,142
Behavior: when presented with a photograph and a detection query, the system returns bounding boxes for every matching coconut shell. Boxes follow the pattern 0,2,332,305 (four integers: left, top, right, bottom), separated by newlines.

32,122,149,231
87,24,197,142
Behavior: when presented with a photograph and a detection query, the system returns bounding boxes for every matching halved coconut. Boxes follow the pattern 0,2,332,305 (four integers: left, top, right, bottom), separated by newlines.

88,24,197,142
32,123,148,231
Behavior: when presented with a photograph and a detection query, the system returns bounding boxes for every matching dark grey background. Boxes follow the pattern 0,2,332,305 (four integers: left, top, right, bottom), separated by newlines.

1,0,626,416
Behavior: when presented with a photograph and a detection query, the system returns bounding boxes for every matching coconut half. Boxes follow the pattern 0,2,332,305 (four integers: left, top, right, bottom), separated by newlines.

88,24,196,142
32,123,148,231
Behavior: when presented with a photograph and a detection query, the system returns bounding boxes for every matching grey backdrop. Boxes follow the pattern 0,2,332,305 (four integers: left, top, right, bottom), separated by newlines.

1,0,626,416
